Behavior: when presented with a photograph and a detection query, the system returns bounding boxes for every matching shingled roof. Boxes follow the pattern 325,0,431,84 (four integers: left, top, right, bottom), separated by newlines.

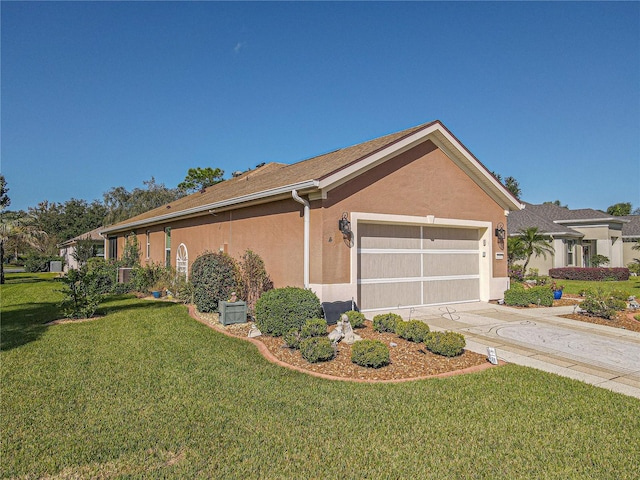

102,120,522,234
508,202,632,237
508,203,583,237
622,215,640,238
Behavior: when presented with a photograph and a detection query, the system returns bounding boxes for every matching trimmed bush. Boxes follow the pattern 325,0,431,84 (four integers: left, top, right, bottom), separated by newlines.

300,337,335,363
343,310,365,328
424,331,466,357
372,313,402,333
283,329,301,349
191,252,238,313
549,267,630,281
351,340,390,368
255,287,322,337
300,318,327,339
396,320,430,343
504,283,553,307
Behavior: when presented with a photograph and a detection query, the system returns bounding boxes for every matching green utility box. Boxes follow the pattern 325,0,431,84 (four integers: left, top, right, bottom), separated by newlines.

218,301,248,326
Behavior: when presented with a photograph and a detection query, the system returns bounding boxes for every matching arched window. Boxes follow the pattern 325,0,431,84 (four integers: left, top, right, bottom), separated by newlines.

176,243,188,280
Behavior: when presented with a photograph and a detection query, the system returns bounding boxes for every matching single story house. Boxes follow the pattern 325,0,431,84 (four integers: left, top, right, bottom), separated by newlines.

101,120,523,312
507,202,636,275
59,227,105,272
621,215,640,266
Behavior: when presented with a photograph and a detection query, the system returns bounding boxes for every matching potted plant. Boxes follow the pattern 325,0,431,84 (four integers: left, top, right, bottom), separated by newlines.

551,281,564,300
151,281,165,299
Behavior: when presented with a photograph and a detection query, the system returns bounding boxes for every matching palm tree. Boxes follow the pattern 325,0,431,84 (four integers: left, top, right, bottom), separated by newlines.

517,227,554,275
0,212,47,284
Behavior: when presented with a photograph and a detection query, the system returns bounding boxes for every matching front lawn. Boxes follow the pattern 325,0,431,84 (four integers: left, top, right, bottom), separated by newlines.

2,274,639,478
559,277,640,296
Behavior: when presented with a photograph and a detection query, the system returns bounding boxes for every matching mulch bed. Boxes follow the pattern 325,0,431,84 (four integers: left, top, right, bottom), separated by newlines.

194,311,490,381
560,311,640,333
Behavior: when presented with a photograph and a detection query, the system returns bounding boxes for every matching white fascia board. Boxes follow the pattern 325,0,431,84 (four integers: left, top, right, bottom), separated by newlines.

555,218,630,225
101,180,319,234
318,122,524,212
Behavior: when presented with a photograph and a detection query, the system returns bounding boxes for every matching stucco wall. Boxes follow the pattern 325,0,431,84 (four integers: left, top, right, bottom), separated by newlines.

315,141,508,285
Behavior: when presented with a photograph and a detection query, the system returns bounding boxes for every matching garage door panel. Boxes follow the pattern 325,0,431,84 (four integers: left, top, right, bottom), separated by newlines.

423,227,478,250
423,279,479,304
358,224,421,249
359,282,422,310
359,253,421,279
423,253,479,276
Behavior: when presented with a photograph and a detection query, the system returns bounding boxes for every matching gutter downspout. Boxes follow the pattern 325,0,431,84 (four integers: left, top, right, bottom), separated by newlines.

291,190,310,289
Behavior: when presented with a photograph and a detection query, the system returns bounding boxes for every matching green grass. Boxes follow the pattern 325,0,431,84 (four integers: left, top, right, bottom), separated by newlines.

558,277,640,296
2,274,640,478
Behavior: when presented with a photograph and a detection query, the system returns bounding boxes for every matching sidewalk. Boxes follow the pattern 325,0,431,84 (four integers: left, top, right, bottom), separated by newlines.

391,302,640,399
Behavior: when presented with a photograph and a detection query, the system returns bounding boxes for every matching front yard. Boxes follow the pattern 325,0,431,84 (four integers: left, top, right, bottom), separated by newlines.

2,274,640,478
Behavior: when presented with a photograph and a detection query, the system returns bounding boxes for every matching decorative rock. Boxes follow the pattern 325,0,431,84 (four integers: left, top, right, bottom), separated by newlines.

248,325,262,338
390,342,397,347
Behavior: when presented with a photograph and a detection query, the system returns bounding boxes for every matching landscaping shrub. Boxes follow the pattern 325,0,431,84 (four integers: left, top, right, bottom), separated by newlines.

549,267,630,281
504,283,553,307
255,287,322,336
300,337,335,363
343,310,365,328
627,261,640,276
191,251,238,313
372,313,402,333
580,289,628,319
424,331,466,357
58,268,102,319
351,339,390,368
503,283,530,306
300,318,327,339
395,320,430,343
85,258,119,294
283,329,301,349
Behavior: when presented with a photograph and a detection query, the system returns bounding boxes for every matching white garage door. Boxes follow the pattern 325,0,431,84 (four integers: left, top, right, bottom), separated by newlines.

357,223,480,311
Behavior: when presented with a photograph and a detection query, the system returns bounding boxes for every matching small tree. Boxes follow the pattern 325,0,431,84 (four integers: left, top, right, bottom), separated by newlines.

59,267,102,319
590,254,610,268
72,236,97,268
121,234,141,267
517,227,554,274
237,250,273,314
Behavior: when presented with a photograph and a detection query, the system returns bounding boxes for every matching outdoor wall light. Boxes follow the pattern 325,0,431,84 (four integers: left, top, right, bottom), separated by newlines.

494,223,506,241
339,212,352,238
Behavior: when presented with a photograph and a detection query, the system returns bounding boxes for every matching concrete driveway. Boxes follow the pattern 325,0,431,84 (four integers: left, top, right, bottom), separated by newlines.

393,302,640,399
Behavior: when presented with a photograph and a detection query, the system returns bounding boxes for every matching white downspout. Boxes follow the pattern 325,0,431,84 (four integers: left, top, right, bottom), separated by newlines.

291,190,310,289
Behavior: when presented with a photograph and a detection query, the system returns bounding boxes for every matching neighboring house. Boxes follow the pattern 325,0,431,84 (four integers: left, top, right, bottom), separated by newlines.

621,215,640,266
58,227,105,272
508,203,632,275
101,120,522,312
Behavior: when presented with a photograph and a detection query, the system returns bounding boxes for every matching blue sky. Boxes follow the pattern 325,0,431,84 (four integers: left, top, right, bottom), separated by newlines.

2,1,639,213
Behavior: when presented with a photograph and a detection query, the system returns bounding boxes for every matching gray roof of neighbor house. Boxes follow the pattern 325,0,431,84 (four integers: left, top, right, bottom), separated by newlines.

622,215,640,238
508,202,632,238
102,120,522,234
508,203,583,237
